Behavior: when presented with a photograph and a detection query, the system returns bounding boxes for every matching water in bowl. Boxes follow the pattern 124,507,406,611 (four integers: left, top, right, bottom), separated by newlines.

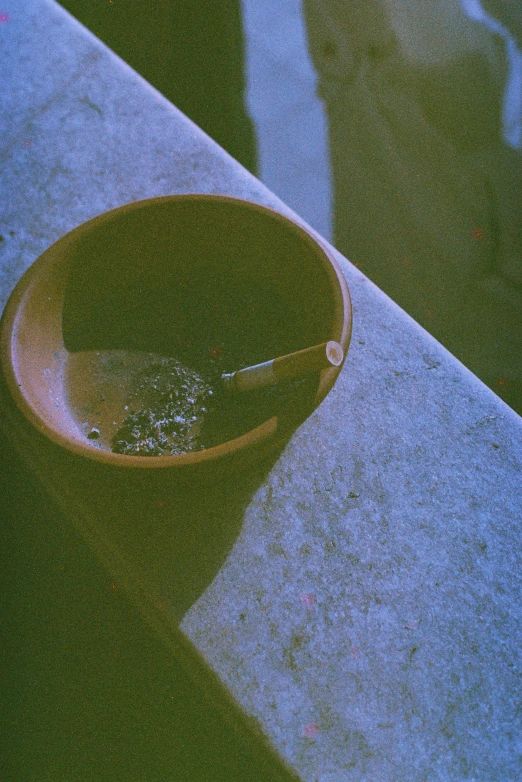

65,348,317,456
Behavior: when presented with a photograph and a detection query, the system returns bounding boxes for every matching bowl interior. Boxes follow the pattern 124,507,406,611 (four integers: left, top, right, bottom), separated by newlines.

5,197,348,463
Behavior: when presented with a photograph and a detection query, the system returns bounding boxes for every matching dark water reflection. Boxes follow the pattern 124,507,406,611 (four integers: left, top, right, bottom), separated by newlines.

301,0,522,414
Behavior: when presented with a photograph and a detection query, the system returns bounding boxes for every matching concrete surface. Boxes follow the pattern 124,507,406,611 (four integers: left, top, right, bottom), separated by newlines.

1,1,521,780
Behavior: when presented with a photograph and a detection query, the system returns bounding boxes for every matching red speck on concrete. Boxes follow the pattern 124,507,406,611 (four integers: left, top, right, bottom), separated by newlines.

0,12,9,23
301,593,317,606
303,722,319,738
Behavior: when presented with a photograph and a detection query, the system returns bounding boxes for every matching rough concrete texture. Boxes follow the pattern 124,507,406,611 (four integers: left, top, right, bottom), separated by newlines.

2,1,521,780
183,290,522,779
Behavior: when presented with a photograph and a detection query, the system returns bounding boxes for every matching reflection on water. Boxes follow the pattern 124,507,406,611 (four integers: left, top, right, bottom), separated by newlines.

241,0,332,239
289,0,521,413
462,0,522,149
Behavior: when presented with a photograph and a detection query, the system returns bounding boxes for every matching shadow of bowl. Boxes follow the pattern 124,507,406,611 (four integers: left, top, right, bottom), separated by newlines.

1,195,351,476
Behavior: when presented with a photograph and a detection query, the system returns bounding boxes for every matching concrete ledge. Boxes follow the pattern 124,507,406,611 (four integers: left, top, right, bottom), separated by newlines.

2,1,522,779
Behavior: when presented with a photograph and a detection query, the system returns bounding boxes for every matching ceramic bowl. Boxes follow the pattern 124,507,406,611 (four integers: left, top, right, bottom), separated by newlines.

0,195,351,471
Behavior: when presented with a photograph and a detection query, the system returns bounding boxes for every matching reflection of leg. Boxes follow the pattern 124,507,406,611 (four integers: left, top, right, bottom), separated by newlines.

328,69,489,303
482,1,522,49
409,51,504,152
326,68,522,412
479,147,522,292
57,0,257,173
473,146,522,410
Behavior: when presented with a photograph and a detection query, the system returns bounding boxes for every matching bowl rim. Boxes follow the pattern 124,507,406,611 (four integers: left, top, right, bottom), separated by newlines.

0,194,352,468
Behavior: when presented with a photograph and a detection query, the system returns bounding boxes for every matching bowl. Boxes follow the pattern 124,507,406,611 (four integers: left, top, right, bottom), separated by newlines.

0,195,351,472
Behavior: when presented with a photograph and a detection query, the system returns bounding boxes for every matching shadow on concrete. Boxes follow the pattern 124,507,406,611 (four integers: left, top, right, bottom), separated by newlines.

0,368,299,781
0,360,285,619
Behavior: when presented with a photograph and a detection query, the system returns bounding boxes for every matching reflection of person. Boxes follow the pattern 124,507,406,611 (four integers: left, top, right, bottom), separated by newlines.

304,0,522,412
58,0,257,174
